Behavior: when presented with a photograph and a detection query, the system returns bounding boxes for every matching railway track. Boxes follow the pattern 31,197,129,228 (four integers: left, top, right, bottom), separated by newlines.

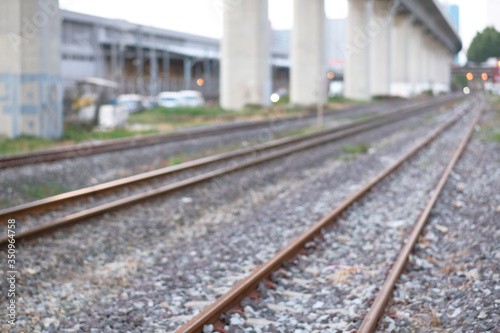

0,97,451,169
176,99,484,333
0,95,460,245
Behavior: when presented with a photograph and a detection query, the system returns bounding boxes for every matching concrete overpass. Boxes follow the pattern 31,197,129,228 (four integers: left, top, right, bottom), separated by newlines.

221,0,462,109
345,0,461,100
0,0,461,138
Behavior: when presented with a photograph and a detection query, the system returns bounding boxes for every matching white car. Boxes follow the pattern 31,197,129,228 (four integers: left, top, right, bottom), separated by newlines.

158,91,182,108
116,94,144,113
179,90,205,107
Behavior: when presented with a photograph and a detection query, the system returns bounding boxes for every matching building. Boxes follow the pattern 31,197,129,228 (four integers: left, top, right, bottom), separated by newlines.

445,4,460,64
60,10,291,108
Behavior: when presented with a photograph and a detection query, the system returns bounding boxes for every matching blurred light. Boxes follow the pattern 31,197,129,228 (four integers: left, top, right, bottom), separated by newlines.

463,87,470,95
196,78,204,86
498,59,500,67
466,72,474,80
270,93,280,103
481,73,488,81
327,72,335,79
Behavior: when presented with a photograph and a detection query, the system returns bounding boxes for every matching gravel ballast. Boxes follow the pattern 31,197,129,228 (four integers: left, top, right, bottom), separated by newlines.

0,98,442,209
211,100,483,333
376,99,500,333
0,99,476,333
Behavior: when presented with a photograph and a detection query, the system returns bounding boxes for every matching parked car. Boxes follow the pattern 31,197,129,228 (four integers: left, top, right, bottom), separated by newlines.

116,94,144,113
179,90,205,107
142,96,158,109
158,91,182,108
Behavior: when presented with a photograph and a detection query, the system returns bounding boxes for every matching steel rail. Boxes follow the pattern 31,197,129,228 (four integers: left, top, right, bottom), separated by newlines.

0,96,457,223
0,99,461,246
0,96,456,169
356,101,485,333
175,101,474,333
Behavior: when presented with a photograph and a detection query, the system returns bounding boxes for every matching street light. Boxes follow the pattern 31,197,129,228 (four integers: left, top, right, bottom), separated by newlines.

481,73,488,81
466,72,474,81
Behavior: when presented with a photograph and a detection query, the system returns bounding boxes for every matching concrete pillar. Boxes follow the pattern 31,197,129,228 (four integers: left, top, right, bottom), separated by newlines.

440,47,447,90
421,31,432,92
427,36,434,92
438,45,452,94
118,41,125,94
136,28,144,95
345,0,371,100
407,21,422,95
0,0,62,138
370,0,392,97
291,0,326,105
162,50,170,91
429,37,439,93
445,51,453,91
111,42,118,84
149,35,158,96
183,57,192,90
220,0,270,110
390,13,411,97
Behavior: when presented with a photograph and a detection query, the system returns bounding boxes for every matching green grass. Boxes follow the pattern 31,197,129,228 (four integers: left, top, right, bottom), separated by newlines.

340,143,370,154
167,156,184,165
271,95,290,105
21,181,66,200
488,133,500,143
0,97,367,156
62,124,158,142
344,114,374,122
128,106,237,125
0,136,59,155
423,89,434,96
277,126,321,138
329,95,369,104
425,113,437,121
479,96,500,144
0,124,159,156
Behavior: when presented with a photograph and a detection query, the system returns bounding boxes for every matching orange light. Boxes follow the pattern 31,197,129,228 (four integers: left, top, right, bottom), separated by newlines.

481,73,488,81
327,72,335,79
196,78,204,86
498,59,500,67
466,72,474,81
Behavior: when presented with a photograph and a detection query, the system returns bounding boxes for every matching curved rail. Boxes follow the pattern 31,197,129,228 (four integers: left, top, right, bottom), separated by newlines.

175,100,479,333
0,95,458,223
0,98,462,245
0,97,454,169
357,101,485,333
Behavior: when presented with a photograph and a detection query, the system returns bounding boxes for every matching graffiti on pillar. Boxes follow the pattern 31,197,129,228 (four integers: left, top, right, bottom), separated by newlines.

42,82,61,137
40,76,63,138
0,73,62,138
0,73,20,137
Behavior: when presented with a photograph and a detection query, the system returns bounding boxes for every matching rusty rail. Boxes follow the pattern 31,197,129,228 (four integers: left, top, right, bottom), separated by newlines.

0,96,456,169
0,95,458,224
0,98,461,246
175,100,475,333
356,101,485,333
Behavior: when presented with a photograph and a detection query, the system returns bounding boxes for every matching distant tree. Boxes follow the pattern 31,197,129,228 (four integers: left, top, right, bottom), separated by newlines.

467,27,500,63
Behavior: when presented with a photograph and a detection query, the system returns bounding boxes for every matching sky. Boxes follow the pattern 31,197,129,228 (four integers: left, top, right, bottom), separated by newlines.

60,0,489,64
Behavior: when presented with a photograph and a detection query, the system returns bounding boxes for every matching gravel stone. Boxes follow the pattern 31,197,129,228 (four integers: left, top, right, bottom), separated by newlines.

0,99,468,332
